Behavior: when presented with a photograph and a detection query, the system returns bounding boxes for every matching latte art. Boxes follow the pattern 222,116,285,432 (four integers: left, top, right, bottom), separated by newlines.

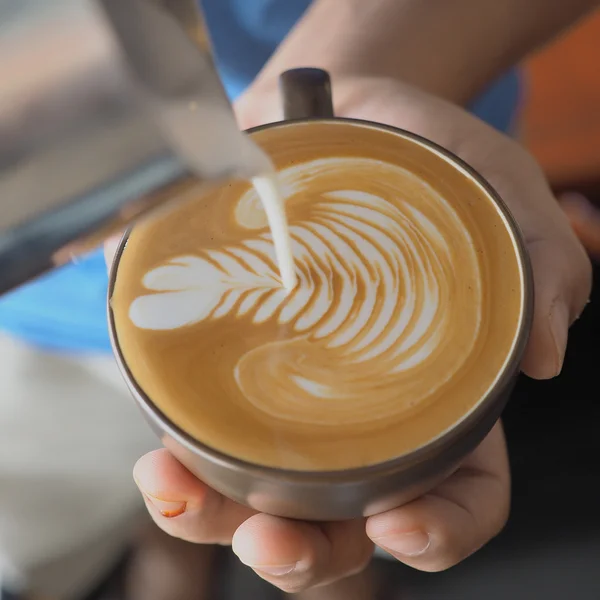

129,157,481,426
111,120,524,470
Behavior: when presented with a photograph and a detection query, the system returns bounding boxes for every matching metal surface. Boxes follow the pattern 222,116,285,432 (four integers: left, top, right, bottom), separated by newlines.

0,0,265,294
108,68,534,522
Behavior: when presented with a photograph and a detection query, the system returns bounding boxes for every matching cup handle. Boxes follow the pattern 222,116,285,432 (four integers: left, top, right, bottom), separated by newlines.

279,68,335,120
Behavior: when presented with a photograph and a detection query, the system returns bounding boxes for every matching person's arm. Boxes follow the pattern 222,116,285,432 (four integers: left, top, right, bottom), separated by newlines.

250,0,600,105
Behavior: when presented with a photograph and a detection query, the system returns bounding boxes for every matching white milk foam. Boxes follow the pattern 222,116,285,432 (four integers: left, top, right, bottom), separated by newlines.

129,156,483,420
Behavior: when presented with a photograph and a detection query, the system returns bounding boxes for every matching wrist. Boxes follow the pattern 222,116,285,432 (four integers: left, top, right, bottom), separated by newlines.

245,0,493,108
248,0,599,110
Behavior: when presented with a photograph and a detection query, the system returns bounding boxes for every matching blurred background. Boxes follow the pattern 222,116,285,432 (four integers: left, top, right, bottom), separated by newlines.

523,12,600,197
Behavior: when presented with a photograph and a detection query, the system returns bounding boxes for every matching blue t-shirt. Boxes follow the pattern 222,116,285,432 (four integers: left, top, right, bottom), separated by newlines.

0,0,522,354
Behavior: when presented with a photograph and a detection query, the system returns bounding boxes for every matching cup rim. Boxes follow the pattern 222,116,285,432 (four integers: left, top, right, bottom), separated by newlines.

107,116,533,483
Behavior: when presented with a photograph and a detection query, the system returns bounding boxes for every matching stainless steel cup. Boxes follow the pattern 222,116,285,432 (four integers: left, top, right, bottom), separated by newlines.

0,0,266,294
108,68,533,522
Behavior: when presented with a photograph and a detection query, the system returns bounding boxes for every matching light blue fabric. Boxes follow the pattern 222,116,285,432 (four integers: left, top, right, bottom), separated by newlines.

0,0,522,354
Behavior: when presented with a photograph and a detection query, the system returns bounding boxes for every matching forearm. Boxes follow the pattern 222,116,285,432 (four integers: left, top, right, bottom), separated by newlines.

252,0,599,105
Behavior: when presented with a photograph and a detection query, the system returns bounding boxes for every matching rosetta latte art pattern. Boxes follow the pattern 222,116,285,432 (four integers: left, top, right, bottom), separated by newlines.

130,158,482,425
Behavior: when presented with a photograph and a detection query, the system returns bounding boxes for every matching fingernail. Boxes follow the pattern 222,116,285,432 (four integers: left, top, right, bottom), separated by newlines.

252,564,297,577
377,531,431,557
549,300,569,376
142,493,187,518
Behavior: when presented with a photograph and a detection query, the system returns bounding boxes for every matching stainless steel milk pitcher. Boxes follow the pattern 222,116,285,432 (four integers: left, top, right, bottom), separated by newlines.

0,0,269,293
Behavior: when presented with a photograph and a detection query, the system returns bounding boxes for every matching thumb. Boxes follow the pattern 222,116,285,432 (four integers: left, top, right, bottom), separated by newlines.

520,223,591,380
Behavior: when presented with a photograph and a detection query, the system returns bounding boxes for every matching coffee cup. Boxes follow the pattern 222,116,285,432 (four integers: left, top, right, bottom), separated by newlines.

108,68,532,521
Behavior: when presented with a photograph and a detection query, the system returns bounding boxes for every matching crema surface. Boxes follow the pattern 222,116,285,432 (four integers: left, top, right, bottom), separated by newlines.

111,121,524,471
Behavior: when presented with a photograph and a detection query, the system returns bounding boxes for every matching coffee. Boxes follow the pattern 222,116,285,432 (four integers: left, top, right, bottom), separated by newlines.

111,120,524,471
